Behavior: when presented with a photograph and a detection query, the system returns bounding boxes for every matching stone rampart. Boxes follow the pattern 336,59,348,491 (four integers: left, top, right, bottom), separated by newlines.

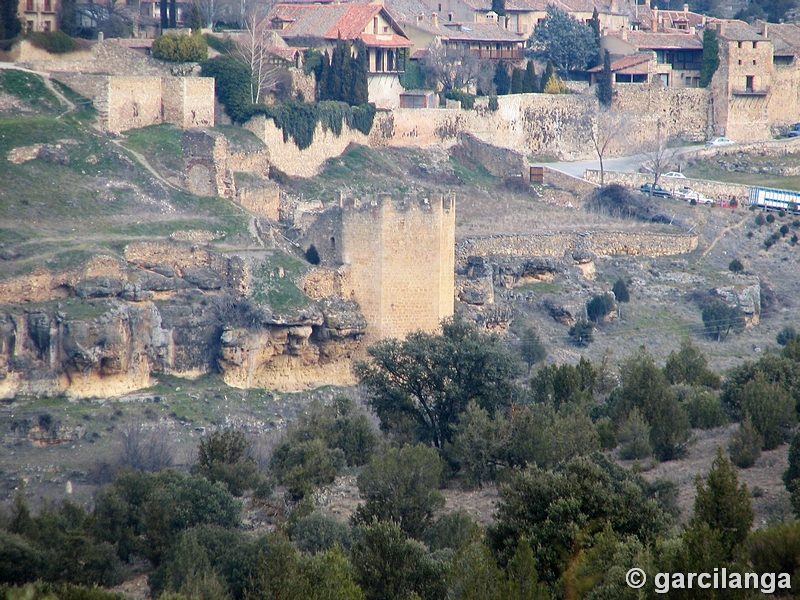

236,183,280,220
452,132,528,177
456,231,698,263
124,242,230,278
162,76,215,130
108,77,163,132
19,40,172,76
612,84,711,143
583,170,750,204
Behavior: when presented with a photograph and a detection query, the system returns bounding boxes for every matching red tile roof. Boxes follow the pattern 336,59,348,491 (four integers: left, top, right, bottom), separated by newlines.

587,52,651,72
623,30,702,50
360,33,413,47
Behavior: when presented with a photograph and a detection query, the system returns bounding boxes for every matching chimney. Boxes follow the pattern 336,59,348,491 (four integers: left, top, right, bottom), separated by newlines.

716,21,725,37
683,3,688,13
652,7,658,31
620,25,628,41
611,0,618,12
432,12,438,28
762,21,768,37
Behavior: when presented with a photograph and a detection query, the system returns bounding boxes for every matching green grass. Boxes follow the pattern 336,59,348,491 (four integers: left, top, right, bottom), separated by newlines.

250,251,313,312
124,124,184,174
0,70,61,113
449,155,496,187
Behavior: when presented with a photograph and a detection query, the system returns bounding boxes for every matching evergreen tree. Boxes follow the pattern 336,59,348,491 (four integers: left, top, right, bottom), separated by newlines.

160,0,168,31
699,27,720,88
596,49,613,106
691,448,754,559
169,0,177,28
329,38,344,101
318,50,331,101
523,60,537,93
540,60,554,92
611,277,629,303
511,68,523,94
340,39,353,103
491,0,506,16
494,60,510,95
784,431,800,494
1,0,23,39
350,40,369,105
589,7,601,66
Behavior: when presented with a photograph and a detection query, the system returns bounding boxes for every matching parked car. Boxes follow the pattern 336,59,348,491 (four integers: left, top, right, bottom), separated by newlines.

788,124,800,138
640,183,672,198
663,172,687,179
675,187,713,203
706,137,736,147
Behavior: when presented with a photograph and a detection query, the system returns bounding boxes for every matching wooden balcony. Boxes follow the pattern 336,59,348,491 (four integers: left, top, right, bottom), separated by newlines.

732,88,768,96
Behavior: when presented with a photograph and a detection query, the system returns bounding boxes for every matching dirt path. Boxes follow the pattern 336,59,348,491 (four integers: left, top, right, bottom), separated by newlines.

0,63,76,119
698,213,750,262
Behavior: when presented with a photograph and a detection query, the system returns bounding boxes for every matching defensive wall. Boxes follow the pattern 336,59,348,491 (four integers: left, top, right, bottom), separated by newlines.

243,85,714,178
583,170,751,204
456,231,698,264
541,167,600,197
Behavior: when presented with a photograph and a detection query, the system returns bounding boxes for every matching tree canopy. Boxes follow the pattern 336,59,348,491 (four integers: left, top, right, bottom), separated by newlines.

355,318,521,448
530,6,598,73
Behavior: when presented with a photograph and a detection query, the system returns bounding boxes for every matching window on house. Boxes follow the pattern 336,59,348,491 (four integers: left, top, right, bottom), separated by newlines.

330,237,336,250
26,20,33,31
383,26,388,32
373,17,378,33
753,42,758,48
375,48,383,72
753,59,756,65
738,41,743,48
448,13,452,21
438,3,441,10
738,59,742,65
44,0,51,11
746,75,754,91
387,49,394,71
43,20,50,30
26,0,33,11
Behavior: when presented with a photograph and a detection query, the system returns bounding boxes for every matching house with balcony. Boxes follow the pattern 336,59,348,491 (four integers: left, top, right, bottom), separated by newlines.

19,0,58,33
601,29,703,87
587,51,654,84
267,2,413,108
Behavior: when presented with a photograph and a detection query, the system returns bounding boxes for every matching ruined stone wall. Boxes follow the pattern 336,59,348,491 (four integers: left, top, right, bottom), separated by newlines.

612,84,711,143
182,128,235,198
20,40,172,76
244,115,371,177
583,170,751,204
16,39,93,62
452,132,528,178
107,77,163,133
290,68,316,103
161,77,215,129
456,231,698,263
236,182,280,221
124,241,233,280
295,205,343,266
341,195,455,341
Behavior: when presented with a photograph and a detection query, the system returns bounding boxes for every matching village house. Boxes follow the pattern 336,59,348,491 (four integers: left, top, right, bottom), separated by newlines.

266,2,413,108
18,0,58,33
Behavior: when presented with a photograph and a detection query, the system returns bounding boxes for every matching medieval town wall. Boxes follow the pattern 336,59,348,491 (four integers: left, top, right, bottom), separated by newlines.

456,231,698,264
162,76,215,130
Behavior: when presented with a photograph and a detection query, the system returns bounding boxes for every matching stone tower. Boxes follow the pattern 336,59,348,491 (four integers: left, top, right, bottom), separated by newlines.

340,194,455,341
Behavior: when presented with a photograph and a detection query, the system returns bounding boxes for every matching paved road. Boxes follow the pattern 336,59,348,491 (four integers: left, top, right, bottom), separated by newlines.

546,146,702,178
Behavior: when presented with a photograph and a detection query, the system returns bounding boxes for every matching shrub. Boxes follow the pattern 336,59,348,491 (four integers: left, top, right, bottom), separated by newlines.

288,511,351,554
595,416,617,450
28,31,78,54
152,33,208,62
444,88,476,109
422,510,479,552
767,213,776,223
748,522,800,586
756,213,767,226
270,438,345,500
729,414,762,468
586,293,616,323
777,326,797,346
488,95,499,111
740,372,796,450
519,327,546,372
702,301,745,342
568,319,593,347
203,33,236,55
618,408,652,460
612,277,630,302
201,56,253,123
191,429,262,496
585,184,670,223
728,258,744,272
781,224,791,236
680,388,727,429
260,100,376,150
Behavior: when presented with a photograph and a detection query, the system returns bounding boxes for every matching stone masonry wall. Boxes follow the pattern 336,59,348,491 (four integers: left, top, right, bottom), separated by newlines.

456,231,698,264
107,77,163,133
162,77,215,130
20,40,172,76
583,170,751,204
543,167,599,197
341,195,455,342
452,132,528,177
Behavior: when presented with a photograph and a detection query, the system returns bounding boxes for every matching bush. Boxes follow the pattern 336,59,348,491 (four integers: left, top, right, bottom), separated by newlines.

748,522,800,586
422,510,479,552
728,258,744,273
585,184,670,223
586,293,616,323
519,327,546,372
618,408,652,460
152,33,208,62
740,372,796,450
288,511,351,554
729,415,762,468
595,416,617,450
488,95,499,111
568,319,593,346
28,31,78,54
203,33,236,55
767,212,776,223
353,444,445,538
702,301,745,342
444,88,476,109
777,326,797,346
756,213,767,225
399,60,426,90
201,56,253,123
260,100,376,150
191,429,262,496
612,278,630,302
680,388,727,429
270,438,345,500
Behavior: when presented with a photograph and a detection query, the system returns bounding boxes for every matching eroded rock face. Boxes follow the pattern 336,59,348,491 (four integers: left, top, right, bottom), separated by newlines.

0,245,367,398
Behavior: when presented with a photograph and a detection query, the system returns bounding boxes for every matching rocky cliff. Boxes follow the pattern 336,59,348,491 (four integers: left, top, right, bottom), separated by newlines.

0,243,366,399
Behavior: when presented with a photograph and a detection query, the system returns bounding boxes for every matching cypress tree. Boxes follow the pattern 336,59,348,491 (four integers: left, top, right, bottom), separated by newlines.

597,49,613,106
700,27,720,88
493,60,510,95
329,38,344,101
540,60,554,92
589,7,601,66
511,68,523,94
340,39,353,103
1,0,22,38
169,0,177,28
523,60,537,93
318,50,331,101
160,0,168,31
350,40,369,105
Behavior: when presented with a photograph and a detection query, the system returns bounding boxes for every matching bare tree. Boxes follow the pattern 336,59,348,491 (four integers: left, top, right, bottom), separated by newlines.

193,0,223,29
233,11,287,104
422,40,482,91
119,419,174,472
641,123,682,195
589,108,631,186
